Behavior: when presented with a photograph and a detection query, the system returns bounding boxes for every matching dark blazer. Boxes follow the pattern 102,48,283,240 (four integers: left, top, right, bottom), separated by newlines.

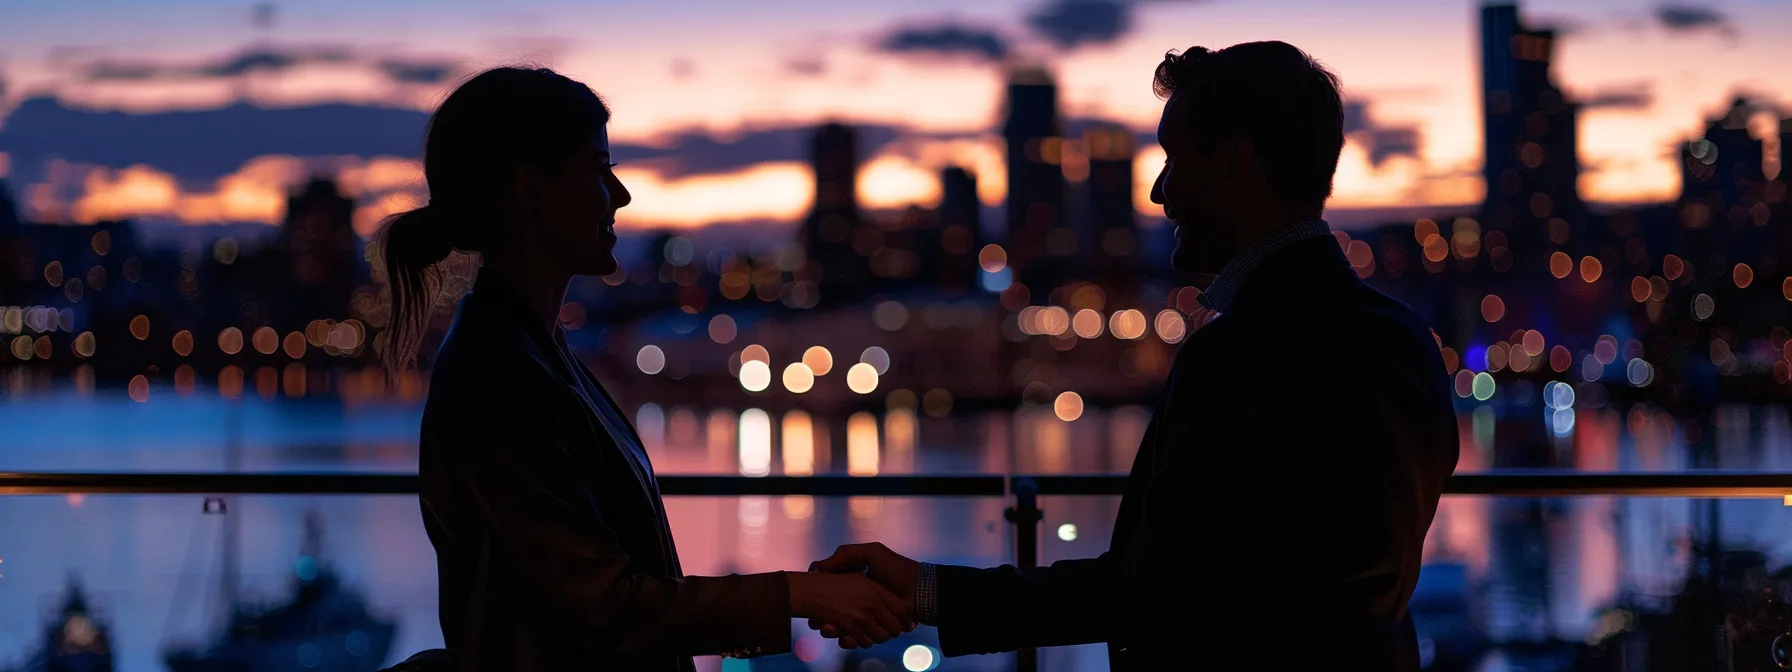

934,235,1460,671
418,275,792,671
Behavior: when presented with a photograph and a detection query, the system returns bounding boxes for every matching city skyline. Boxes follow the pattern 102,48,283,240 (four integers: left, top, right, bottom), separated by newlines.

1,0,1791,235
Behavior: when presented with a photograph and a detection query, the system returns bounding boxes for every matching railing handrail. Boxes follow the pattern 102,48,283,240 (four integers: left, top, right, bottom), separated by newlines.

3,470,1792,498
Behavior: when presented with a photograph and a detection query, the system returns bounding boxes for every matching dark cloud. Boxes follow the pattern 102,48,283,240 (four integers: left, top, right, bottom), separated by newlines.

77,45,457,86
375,57,462,85
1654,4,1735,37
1532,15,1588,38
1023,0,1216,52
1581,82,1654,111
878,23,1011,62
0,96,430,186
1342,100,1422,168
0,96,912,187
784,54,828,78
613,124,904,179
1025,0,1130,51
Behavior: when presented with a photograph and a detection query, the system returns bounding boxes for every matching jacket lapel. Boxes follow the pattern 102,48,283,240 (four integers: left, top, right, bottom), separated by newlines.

467,277,668,554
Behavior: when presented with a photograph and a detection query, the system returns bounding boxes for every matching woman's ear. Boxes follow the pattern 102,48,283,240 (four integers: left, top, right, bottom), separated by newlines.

511,164,545,213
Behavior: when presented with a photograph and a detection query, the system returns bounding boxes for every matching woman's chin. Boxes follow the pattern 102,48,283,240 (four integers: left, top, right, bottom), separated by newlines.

580,253,619,278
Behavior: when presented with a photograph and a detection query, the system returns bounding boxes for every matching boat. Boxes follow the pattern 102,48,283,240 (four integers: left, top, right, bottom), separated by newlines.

161,511,397,672
1,576,114,672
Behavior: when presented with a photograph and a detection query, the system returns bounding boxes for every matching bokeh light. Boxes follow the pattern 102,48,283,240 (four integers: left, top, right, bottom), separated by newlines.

903,645,938,672
173,330,195,357
874,301,909,331
129,375,150,402
1054,391,1084,421
1480,295,1505,323
218,327,244,355
253,327,279,355
738,408,771,477
1734,263,1754,289
1580,256,1602,283
978,245,1007,273
1550,345,1571,372
846,363,880,394
1154,310,1186,343
1108,309,1147,340
130,315,150,340
1549,252,1572,279
1521,330,1544,357
860,346,891,375
1058,523,1078,542
1471,372,1495,401
1072,309,1103,339
741,344,771,365
802,346,833,375
739,360,772,392
1692,293,1715,321
782,363,815,393
74,332,96,359
922,388,953,417
637,345,667,375
283,331,306,359
708,315,738,344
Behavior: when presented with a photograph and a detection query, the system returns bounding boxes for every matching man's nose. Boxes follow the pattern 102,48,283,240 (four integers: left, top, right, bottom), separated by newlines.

1149,169,1166,205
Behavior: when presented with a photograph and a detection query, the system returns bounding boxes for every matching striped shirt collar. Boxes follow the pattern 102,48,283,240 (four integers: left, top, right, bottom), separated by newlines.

1197,219,1333,313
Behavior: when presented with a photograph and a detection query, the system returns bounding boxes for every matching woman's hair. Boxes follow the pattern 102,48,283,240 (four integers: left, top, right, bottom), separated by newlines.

376,66,610,372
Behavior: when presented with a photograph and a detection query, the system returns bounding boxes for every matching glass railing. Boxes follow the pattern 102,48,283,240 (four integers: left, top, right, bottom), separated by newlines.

3,472,1791,672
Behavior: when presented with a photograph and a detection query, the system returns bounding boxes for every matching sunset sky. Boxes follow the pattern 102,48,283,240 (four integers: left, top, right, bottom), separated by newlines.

2,0,1790,234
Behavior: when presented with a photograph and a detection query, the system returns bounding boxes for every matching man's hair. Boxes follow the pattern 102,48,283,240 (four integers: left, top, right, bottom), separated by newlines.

1153,41,1345,208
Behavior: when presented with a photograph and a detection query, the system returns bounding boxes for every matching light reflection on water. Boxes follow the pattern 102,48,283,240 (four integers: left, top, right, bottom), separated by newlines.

1,389,1791,671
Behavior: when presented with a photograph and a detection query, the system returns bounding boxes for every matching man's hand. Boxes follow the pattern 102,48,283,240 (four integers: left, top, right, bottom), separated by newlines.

809,543,920,648
788,571,913,649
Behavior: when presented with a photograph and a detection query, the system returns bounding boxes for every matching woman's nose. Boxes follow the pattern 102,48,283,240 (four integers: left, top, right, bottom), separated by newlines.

611,175,632,209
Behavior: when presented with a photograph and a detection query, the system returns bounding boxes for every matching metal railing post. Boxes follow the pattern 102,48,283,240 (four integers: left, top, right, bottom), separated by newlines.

1006,477,1042,672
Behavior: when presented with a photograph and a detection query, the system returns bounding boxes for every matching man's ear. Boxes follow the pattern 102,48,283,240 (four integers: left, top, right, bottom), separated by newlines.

1217,136,1257,180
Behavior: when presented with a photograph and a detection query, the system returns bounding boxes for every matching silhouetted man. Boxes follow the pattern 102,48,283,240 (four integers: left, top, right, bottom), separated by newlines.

814,41,1460,671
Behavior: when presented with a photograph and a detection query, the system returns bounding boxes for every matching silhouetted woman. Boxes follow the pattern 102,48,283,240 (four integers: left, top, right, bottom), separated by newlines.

380,66,908,671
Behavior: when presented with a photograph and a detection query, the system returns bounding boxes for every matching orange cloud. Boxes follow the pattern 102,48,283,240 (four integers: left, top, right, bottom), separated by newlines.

355,190,423,238
613,162,814,228
69,155,306,225
859,154,942,209
338,156,424,196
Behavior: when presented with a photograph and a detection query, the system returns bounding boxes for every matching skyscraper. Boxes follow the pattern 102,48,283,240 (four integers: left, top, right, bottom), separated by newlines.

1679,98,1766,224
803,123,867,291
1480,3,1583,265
1003,67,1066,291
0,179,18,234
1082,122,1139,298
278,178,362,328
930,166,982,289
1678,98,1774,277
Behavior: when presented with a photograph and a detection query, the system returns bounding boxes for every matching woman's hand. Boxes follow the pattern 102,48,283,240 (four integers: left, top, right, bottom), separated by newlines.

788,571,915,648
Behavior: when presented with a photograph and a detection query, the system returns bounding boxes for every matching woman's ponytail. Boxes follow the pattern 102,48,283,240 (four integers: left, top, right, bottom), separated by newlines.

377,204,455,374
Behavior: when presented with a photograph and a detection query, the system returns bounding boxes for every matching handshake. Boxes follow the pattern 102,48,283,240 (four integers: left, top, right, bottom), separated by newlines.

788,543,921,649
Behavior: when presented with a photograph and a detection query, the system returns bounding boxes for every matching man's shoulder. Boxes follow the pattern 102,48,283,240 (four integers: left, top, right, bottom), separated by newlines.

1179,286,1438,375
